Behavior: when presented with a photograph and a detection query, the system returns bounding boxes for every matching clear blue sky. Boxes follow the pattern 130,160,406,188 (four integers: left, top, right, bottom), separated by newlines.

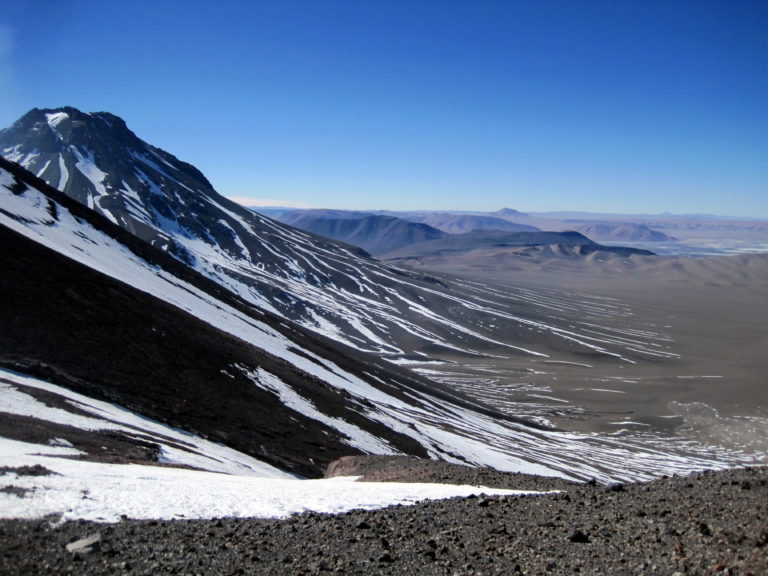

1,1,766,217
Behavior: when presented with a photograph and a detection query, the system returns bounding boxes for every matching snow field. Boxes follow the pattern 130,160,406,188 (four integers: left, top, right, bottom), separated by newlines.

0,440,540,523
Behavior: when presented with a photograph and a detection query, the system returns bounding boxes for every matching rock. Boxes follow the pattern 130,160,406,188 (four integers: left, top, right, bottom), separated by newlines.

324,456,361,479
568,530,590,543
65,532,102,555
0,464,54,477
47,437,74,448
756,530,768,547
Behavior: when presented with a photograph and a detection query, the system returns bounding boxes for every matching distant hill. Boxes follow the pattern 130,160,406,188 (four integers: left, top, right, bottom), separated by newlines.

570,222,675,242
279,209,376,222
379,229,654,260
415,213,539,234
277,211,447,255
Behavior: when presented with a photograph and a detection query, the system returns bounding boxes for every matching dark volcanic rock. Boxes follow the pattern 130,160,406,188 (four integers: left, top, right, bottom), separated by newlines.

324,455,576,491
568,529,590,543
0,107,216,265
0,464,54,477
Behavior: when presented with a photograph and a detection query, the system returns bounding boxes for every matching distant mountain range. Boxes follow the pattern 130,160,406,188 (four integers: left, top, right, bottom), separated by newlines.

267,207,656,259
260,205,768,254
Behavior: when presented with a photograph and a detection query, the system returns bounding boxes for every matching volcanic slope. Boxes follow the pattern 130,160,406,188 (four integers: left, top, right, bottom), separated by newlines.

0,154,754,483
0,108,664,365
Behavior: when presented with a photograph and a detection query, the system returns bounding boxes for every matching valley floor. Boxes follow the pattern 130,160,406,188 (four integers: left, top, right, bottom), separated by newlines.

391,252,768,462
1,457,765,575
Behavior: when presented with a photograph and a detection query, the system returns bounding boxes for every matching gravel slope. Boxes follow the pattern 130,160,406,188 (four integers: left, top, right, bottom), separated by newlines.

1,458,766,575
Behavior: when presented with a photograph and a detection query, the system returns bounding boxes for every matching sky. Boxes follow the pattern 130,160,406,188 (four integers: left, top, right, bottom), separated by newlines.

1,1,766,217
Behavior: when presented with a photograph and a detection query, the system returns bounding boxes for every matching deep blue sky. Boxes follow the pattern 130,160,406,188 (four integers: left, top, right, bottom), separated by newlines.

1,1,766,217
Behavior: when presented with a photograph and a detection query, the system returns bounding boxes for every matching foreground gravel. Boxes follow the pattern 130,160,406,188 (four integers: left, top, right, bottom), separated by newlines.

1,459,766,575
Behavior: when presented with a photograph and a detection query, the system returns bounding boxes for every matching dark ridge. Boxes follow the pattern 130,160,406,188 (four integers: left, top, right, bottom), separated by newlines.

379,228,654,260
278,212,448,255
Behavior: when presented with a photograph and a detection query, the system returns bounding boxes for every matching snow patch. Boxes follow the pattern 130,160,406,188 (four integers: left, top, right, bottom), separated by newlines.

57,154,69,189
46,112,69,128
0,437,542,522
70,146,109,198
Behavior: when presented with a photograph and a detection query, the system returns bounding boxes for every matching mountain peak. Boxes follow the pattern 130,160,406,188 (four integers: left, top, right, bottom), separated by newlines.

0,106,219,263
13,107,144,156
10,106,130,133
